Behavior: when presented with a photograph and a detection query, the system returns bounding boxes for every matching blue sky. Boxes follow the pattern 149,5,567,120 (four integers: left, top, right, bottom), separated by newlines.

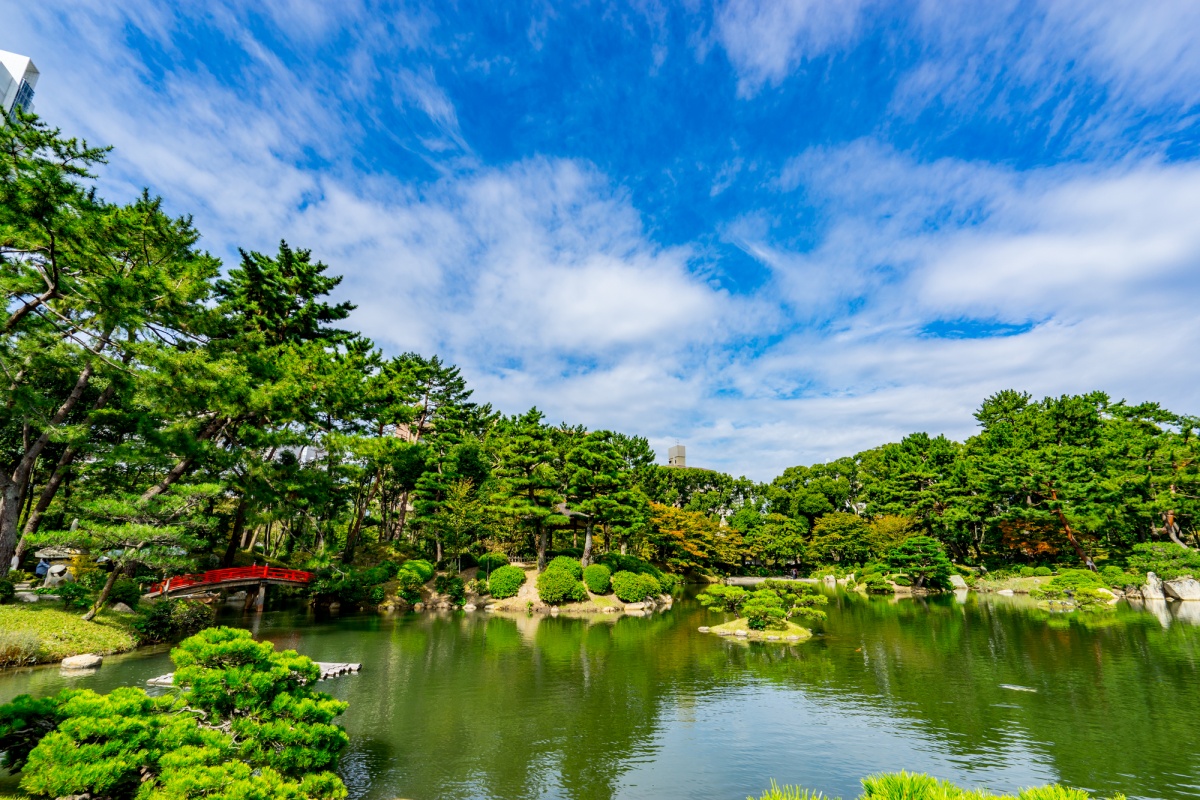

9,1,1200,479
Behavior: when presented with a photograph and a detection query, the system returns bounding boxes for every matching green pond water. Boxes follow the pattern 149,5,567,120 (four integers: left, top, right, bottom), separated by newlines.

2,590,1199,800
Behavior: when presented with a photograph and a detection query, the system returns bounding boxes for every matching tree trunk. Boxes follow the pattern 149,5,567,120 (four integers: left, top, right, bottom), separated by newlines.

581,517,594,568
1165,510,1192,549
139,415,229,503
82,567,120,622
221,498,248,568
1049,488,1096,571
536,521,548,571
343,471,380,563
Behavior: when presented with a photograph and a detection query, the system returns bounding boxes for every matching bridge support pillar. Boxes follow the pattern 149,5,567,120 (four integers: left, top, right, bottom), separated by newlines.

254,581,266,612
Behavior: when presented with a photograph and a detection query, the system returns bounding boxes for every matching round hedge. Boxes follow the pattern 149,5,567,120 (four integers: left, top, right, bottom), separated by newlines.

611,570,660,603
537,568,587,605
475,553,509,576
1034,566,1053,577
400,559,435,582
546,555,583,580
583,564,611,594
488,565,527,599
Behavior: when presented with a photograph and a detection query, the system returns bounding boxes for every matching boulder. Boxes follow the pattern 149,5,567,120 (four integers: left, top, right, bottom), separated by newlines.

1141,572,1165,600
715,629,730,635
823,575,837,585
997,589,1014,596
15,592,39,603
61,654,103,669
623,602,645,610
1094,588,1120,605
1163,577,1200,601
549,606,559,615
766,635,780,641
602,606,616,613
484,604,498,612
413,602,425,611
785,635,801,641
110,602,135,614
949,574,968,589
697,626,711,633
463,603,477,611
1123,585,1141,600
735,630,748,637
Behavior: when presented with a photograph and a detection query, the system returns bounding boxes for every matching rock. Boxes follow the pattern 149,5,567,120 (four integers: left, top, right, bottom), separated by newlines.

949,574,968,589
1163,577,1200,601
1141,572,1165,600
1094,588,1120,605
735,630,748,637
997,589,1015,596
110,602,135,614
823,575,837,585
463,603,477,611
484,604,498,612
697,626,711,633
623,602,645,610
328,602,341,611
785,635,801,641
766,635,780,641
413,602,425,611
15,592,39,603
62,654,103,669
550,606,559,615
715,629,730,635
1123,585,1141,599
602,606,616,613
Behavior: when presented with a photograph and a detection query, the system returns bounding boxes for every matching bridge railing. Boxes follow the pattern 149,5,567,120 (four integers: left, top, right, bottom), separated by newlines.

147,565,313,596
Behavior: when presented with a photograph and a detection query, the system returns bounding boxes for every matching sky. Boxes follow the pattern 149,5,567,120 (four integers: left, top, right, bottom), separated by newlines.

7,1,1200,480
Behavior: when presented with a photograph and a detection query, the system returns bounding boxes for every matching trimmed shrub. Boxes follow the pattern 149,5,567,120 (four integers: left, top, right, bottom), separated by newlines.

56,582,91,610
396,569,425,603
697,584,748,611
864,575,892,594
400,559,435,582
475,553,508,577
1129,542,1200,580
1020,566,1036,577
434,574,465,604
742,592,786,630
537,568,586,605
611,571,660,603
488,565,527,599
0,578,14,604
110,578,142,609
547,555,583,580
583,564,611,594
1100,565,1139,588
656,572,681,595
891,574,912,586
132,598,215,644
1034,566,1053,577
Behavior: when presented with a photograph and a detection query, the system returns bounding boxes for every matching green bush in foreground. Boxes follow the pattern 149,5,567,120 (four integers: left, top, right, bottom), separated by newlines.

537,567,587,605
547,555,583,580
0,626,349,800
583,563,611,594
488,565,526,599
750,771,1124,800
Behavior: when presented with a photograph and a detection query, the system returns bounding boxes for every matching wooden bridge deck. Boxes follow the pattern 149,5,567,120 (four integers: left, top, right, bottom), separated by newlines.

147,661,361,687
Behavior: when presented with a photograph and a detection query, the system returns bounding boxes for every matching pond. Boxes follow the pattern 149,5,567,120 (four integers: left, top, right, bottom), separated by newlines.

2,590,1199,800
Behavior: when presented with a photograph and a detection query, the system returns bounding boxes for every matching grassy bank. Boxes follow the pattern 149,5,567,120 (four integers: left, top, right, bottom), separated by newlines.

710,618,812,641
0,605,138,666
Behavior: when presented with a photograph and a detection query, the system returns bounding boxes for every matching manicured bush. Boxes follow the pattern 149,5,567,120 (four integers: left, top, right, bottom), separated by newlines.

547,555,583,580
1034,566,1053,577
0,578,14,604
891,574,912,586
742,592,787,630
400,559,435,582
132,598,216,644
56,582,91,610
1100,565,1139,588
434,574,465,604
864,575,892,594
488,565,527,599
656,572,682,595
110,578,142,609
1129,542,1200,580
886,536,953,589
583,564,611,594
536,568,586,605
475,552,508,577
611,571,660,603
395,569,425,603
1020,566,1036,577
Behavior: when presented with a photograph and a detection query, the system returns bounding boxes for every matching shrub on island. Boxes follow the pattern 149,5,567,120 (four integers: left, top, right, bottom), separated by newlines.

401,559,435,582
488,565,527,599
611,571,660,603
537,567,587,604
475,552,509,578
1034,566,1053,577
583,564,611,594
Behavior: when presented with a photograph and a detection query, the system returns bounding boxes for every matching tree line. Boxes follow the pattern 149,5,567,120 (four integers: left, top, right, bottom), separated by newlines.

3,115,1198,600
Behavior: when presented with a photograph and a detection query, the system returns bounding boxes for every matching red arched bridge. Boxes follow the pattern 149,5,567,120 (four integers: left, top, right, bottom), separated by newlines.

147,566,313,603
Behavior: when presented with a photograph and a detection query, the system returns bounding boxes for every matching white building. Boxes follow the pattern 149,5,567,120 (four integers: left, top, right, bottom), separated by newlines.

667,443,686,468
0,50,39,119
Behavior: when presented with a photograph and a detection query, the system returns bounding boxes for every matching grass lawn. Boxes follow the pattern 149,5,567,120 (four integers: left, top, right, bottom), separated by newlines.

709,617,812,641
0,604,138,666
975,575,1053,593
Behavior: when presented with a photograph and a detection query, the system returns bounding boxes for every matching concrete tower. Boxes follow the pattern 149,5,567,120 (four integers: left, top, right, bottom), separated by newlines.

668,443,686,468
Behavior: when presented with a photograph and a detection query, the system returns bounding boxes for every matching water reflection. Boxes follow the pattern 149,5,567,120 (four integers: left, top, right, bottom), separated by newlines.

2,593,1199,800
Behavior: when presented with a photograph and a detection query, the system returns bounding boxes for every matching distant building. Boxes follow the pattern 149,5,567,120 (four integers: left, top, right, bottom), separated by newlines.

667,444,686,468
0,50,38,119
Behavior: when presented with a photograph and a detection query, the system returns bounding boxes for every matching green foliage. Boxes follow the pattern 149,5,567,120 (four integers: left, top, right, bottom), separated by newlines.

132,599,215,644
475,552,508,577
400,559,435,582
434,574,465,604
547,555,583,580
583,563,611,594
1034,566,1053,577
395,569,425,603
892,574,913,586
887,536,954,590
749,773,1118,800
1129,542,1200,580
749,780,828,800
1,627,349,800
1020,566,1036,577
864,574,892,594
1100,565,1139,588
610,570,661,602
487,565,526,599
310,562,396,607
697,583,748,611
0,629,39,666
56,581,92,610
110,578,143,609
536,567,587,605
742,591,787,630
0,578,14,604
